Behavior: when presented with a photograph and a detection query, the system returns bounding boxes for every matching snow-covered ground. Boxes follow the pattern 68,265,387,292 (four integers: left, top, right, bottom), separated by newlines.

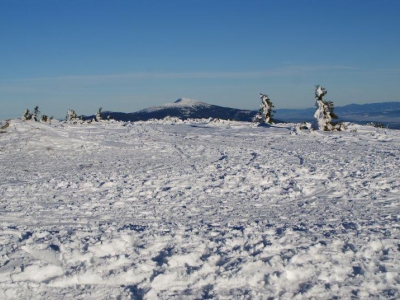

0,119,399,299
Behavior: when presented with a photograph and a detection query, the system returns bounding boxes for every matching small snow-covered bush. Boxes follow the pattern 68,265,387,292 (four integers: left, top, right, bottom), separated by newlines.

0,121,10,132
253,93,274,125
298,122,309,130
291,122,311,135
366,122,384,128
311,85,345,131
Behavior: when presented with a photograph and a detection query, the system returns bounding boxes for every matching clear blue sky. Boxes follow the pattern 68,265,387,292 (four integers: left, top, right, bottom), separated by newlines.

1,0,399,119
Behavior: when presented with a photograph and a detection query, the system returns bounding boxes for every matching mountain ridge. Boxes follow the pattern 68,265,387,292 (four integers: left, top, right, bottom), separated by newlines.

91,99,400,128
275,101,400,127
99,98,257,122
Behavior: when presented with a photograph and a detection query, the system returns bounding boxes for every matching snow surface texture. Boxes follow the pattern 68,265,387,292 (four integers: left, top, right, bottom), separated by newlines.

1,119,400,299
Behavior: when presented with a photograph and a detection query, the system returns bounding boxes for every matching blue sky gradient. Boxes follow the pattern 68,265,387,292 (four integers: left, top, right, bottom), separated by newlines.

1,0,399,119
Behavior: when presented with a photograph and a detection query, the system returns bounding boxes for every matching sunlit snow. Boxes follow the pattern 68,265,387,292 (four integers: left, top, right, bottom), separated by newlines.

0,118,399,299
140,98,211,113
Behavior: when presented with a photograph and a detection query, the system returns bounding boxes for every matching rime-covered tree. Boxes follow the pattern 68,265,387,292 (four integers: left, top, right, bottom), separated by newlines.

66,109,79,122
96,107,103,122
32,106,40,121
23,107,39,121
253,93,274,124
23,106,52,123
23,109,32,121
311,85,344,131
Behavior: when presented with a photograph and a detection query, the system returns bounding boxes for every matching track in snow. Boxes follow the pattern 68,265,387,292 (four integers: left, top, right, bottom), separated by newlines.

0,119,399,299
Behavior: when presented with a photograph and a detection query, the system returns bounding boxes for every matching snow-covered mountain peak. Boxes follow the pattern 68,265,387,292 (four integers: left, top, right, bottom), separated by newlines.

140,98,210,113
173,98,209,107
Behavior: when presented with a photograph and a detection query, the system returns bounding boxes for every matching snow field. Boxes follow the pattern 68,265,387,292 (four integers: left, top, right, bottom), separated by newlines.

0,119,399,299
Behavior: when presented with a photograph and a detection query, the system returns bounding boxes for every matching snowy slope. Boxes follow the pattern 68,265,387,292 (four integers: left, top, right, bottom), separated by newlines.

0,119,400,299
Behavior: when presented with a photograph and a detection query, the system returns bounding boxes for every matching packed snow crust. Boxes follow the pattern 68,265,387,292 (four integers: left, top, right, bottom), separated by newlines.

1,119,400,299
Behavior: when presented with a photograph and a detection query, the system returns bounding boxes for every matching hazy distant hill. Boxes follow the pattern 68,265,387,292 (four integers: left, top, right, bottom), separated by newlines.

275,102,400,128
98,98,257,122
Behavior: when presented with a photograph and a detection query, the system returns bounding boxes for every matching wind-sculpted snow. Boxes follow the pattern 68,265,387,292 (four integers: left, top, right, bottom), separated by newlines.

0,119,400,299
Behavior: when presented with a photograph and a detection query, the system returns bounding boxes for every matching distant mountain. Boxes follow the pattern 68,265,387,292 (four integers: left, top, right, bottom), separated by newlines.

275,102,400,128
97,98,258,122
274,108,315,123
86,99,400,129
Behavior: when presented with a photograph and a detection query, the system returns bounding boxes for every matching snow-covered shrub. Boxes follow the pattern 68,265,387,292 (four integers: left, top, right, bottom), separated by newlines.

23,106,54,123
40,115,53,123
298,122,309,130
291,122,311,135
311,85,344,131
253,93,274,124
23,106,41,121
23,109,32,121
155,116,183,124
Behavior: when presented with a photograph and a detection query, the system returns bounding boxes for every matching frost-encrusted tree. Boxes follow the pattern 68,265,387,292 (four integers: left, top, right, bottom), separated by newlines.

253,93,274,124
311,85,344,131
95,107,103,122
32,106,40,121
66,109,79,122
